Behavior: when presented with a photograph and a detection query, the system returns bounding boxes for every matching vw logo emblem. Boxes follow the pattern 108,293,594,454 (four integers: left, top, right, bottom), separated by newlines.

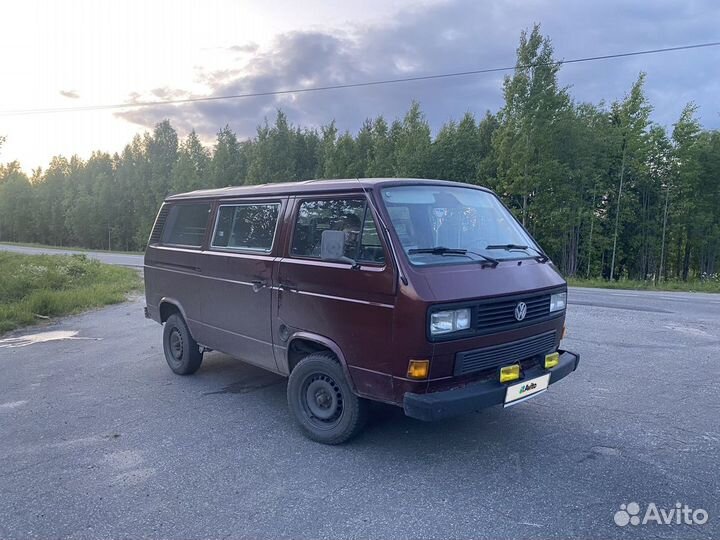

514,301,527,321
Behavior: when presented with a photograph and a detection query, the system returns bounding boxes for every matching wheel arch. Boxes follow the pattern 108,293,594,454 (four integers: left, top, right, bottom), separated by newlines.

285,332,357,393
158,297,188,323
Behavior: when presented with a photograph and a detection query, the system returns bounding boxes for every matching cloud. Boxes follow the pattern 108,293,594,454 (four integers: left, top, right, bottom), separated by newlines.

150,87,193,100
60,90,80,99
227,42,259,54
115,0,720,141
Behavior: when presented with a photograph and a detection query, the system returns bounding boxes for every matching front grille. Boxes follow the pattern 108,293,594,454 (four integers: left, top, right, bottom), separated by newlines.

428,289,565,342
454,331,556,375
475,293,551,333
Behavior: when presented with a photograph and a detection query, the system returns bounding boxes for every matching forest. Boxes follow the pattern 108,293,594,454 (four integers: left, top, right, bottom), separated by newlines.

0,27,718,282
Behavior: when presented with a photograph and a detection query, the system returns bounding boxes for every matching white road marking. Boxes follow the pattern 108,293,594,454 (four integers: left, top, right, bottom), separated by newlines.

0,400,28,409
0,330,101,348
663,324,712,337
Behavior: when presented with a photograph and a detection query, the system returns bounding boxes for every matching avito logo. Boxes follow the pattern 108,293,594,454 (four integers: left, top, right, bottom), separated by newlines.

518,382,537,395
614,502,708,527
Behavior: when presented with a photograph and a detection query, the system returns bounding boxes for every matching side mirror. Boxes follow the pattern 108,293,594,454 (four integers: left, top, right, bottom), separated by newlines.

320,230,359,268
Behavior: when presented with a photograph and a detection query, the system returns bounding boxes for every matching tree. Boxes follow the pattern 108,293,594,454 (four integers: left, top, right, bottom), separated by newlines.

670,104,713,280
0,163,33,242
248,111,295,183
366,116,394,177
318,121,338,179
493,24,570,227
172,131,210,193
641,125,672,281
476,112,500,186
607,74,652,280
292,128,321,180
324,131,356,178
353,119,373,178
432,112,481,182
393,101,431,177
113,136,151,250
35,156,71,245
211,125,246,187
148,120,179,204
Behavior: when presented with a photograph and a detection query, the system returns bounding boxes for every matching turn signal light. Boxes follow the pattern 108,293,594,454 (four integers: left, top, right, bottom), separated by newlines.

407,359,430,379
499,364,520,383
544,352,560,369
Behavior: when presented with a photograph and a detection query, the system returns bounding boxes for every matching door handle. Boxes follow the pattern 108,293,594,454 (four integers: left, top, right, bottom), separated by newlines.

251,279,267,293
279,282,298,293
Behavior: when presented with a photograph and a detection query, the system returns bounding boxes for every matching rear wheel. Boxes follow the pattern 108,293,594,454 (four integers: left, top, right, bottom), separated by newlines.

287,353,368,444
162,313,203,375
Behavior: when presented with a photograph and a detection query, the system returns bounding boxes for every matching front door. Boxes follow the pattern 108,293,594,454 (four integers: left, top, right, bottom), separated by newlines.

196,199,284,372
275,195,397,395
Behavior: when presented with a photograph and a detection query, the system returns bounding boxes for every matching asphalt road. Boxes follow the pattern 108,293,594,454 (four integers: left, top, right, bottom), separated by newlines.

0,244,144,267
1,250,719,538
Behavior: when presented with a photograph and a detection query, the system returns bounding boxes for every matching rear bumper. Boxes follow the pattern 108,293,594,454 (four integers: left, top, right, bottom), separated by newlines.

403,350,580,421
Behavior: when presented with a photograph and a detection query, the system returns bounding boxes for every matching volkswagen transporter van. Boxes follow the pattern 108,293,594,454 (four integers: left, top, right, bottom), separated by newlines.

144,179,579,444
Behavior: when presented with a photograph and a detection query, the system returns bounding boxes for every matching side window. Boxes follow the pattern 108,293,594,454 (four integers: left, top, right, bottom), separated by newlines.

161,203,211,247
291,198,385,264
211,203,280,252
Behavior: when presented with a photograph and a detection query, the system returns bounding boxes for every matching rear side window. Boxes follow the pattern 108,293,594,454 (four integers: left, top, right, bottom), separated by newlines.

161,203,211,247
211,203,280,252
291,198,385,264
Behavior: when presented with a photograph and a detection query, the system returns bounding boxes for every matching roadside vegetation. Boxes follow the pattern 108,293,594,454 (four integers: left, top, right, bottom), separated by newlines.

0,252,142,333
568,276,720,293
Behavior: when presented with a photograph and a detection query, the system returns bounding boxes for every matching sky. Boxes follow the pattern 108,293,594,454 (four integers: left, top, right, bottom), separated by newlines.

1,0,719,171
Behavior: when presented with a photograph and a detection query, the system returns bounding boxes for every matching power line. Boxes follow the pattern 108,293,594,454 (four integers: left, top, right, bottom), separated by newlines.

2,41,719,117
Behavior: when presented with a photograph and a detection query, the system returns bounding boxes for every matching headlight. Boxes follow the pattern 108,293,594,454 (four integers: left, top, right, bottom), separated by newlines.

550,292,567,312
430,308,471,335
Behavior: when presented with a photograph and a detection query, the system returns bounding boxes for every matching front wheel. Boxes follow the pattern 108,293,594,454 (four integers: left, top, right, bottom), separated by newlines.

287,353,368,444
162,313,203,375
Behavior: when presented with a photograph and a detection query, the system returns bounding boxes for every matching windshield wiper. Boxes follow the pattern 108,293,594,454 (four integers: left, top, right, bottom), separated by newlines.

408,246,499,267
485,244,549,263
409,246,467,255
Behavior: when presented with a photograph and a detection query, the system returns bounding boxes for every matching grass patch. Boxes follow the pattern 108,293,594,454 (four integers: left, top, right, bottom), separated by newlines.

0,252,142,334
567,277,720,293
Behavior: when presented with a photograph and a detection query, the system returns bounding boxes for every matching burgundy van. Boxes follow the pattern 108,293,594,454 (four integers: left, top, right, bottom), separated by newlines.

144,179,579,444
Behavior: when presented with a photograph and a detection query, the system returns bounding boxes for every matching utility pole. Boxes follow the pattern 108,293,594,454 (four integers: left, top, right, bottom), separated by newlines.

609,142,627,281
586,185,597,278
658,181,671,283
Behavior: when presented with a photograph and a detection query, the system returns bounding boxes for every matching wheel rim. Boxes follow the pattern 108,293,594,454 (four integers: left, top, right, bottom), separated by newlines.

168,328,183,362
300,373,344,429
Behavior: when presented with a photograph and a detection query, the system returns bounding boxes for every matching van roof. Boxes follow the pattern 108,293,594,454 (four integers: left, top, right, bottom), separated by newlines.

165,178,491,201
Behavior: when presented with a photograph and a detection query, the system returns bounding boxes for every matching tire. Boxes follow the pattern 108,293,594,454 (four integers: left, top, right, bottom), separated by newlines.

287,353,368,444
162,313,203,375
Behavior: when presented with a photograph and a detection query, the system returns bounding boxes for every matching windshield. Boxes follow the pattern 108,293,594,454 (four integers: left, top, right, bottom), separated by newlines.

380,185,538,265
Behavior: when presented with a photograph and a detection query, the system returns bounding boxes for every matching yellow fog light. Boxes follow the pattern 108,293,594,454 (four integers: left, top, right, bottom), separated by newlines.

499,364,520,383
544,352,560,369
407,359,430,380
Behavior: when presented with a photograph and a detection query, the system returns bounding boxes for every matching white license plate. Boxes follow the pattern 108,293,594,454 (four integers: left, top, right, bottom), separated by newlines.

504,373,551,407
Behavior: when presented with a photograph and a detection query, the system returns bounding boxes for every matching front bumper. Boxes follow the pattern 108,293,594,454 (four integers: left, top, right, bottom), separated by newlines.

403,350,580,421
